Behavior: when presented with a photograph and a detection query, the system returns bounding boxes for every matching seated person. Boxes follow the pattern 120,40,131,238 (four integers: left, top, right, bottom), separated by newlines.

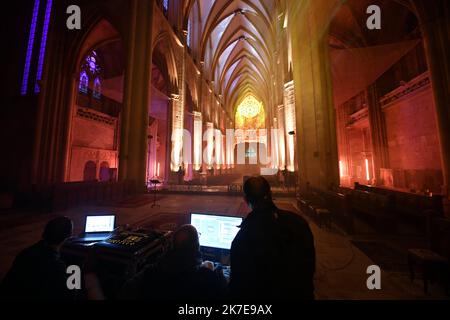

230,176,316,300
119,225,227,300
0,216,74,300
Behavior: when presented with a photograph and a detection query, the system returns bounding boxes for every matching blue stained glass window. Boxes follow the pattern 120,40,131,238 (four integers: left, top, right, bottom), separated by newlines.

187,19,191,48
87,51,100,73
79,71,89,94
35,0,53,93
163,0,169,12
93,77,102,99
79,50,101,95
21,0,40,95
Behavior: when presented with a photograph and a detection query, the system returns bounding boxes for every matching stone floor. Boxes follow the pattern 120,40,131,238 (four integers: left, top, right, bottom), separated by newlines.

0,193,448,300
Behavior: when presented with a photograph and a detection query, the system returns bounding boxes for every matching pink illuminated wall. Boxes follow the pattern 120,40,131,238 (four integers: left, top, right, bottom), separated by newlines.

383,83,443,192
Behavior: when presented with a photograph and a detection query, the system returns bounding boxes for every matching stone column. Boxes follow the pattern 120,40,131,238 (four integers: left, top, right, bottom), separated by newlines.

366,85,390,186
170,93,183,172
119,0,154,191
290,18,340,190
412,0,450,200
335,102,351,186
32,0,76,185
168,39,186,179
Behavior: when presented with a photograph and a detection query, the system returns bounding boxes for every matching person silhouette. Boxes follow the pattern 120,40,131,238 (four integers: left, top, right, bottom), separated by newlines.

1,217,74,300
230,176,315,300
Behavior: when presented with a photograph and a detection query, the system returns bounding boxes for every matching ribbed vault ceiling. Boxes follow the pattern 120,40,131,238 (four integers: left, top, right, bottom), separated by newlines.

187,0,276,116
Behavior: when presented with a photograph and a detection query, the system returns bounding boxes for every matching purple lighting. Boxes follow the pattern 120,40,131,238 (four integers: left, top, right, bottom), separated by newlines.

93,77,102,99
21,0,40,95
87,51,99,73
187,19,191,47
35,0,53,93
79,71,89,94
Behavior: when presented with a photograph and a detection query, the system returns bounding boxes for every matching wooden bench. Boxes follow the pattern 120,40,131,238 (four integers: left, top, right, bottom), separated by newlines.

297,188,332,229
348,190,397,234
314,188,354,234
51,181,133,211
297,185,356,233
354,183,443,236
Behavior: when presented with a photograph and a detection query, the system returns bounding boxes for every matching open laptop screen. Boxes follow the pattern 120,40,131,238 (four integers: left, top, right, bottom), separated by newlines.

85,215,115,233
190,213,242,250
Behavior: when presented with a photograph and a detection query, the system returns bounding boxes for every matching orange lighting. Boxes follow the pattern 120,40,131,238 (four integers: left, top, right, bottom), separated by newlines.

235,95,265,130
365,158,370,181
284,81,296,172
339,160,344,177
193,112,202,170
237,96,261,118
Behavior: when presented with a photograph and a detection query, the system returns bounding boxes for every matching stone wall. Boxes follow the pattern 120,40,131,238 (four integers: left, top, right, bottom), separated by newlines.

67,107,119,182
382,74,443,192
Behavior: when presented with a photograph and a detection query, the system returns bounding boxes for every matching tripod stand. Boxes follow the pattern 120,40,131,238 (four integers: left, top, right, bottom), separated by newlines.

150,179,161,208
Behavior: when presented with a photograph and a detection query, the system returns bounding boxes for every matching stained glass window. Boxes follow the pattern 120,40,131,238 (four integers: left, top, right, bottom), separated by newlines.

21,0,40,95
93,77,102,99
22,0,54,95
79,71,89,94
78,51,101,96
163,0,169,12
237,95,262,118
86,51,100,74
187,19,192,48
235,95,266,130
35,0,53,93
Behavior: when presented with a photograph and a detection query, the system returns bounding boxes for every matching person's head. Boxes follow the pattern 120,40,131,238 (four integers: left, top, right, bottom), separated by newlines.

172,224,200,253
42,216,73,248
243,176,274,210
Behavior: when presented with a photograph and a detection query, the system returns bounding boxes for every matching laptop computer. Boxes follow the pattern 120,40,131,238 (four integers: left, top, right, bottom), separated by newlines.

77,214,116,242
190,213,242,259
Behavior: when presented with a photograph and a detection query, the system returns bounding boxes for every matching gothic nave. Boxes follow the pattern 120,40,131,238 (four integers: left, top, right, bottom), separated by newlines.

1,0,450,302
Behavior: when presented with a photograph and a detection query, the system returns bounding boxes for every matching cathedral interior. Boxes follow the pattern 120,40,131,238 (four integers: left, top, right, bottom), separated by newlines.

1,0,450,301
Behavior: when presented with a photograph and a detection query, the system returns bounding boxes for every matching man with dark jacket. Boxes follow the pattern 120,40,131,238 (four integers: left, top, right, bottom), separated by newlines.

230,176,315,300
0,216,74,300
120,224,227,300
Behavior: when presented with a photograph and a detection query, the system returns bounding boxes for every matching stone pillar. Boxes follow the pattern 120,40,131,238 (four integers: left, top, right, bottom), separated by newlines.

119,0,154,191
32,0,76,185
169,44,186,176
170,93,183,172
335,103,351,186
284,80,296,172
277,105,287,170
290,19,340,190
366,85,389,186
412,0,450,200
193,111,203,171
